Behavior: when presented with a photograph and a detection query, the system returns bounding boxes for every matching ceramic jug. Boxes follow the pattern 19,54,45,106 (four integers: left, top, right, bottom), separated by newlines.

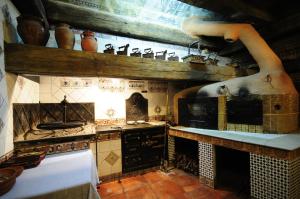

55,23,75,50
17,15,49,46
80,30,98,52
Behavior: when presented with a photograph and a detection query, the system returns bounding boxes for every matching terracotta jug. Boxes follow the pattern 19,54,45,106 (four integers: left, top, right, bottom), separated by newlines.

17,15,49,46
55,23,75,50
80,30,98,52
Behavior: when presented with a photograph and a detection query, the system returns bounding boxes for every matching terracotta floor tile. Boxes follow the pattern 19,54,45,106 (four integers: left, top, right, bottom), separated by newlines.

102,193,127,199
98,169,248,199
184,187,217,199
170,174,198,187
99,181,123,197
150,180,186,197
143,171,169,184
183,183,202,193
120,175,148,192
125,186,157,199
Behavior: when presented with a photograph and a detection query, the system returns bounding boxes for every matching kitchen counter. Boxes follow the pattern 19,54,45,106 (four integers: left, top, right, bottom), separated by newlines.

95,121,165,133
170,126,300,151
14,121,166,143
169,126,300,160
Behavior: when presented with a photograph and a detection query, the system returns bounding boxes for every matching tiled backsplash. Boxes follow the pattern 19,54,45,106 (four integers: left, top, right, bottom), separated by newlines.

39,76,168,121
13,103,94,137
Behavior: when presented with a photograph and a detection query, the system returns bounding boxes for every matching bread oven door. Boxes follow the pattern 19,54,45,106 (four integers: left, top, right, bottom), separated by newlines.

178,97,218,129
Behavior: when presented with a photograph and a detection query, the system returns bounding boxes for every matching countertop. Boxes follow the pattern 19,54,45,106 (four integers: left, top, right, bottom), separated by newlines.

170,126,300,151
96,121,165,132
14,121,166,143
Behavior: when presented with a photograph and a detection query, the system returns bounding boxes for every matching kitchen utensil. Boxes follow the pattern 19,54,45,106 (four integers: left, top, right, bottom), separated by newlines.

130,48,141,57
117,44,129,55
142,48,154,58
104,44,114,54
0,168,17,196
0,151,47,169
167,52,179,61
126,121,135,125
155,50,167,60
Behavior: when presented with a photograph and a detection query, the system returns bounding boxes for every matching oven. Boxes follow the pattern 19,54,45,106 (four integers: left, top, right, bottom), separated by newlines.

178,97,219,129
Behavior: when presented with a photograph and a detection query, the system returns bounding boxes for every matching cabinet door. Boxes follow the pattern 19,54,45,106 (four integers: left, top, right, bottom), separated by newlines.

121,130,142,173
97,139,122,177
141,128,165,168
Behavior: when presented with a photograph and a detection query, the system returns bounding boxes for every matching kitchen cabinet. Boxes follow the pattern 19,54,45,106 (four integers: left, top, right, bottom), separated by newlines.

96,131,122,179
122,126,165,173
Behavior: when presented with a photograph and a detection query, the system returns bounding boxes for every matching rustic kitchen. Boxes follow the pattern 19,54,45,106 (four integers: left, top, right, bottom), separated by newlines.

0,0,300,199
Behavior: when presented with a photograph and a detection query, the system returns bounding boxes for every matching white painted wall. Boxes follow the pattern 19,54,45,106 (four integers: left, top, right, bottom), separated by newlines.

0,0,39,156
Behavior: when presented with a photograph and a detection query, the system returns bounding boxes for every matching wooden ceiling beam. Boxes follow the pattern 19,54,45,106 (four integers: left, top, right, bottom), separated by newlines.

179,0,272,21
43,0,214,48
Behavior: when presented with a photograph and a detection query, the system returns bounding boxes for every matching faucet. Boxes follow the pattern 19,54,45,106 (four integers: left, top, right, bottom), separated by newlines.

60,95,68,123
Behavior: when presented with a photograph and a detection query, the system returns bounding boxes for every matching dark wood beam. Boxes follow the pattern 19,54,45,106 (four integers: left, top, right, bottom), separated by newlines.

220,13,300,56
5,44,240,81
44,0,206,47
179,0,272,21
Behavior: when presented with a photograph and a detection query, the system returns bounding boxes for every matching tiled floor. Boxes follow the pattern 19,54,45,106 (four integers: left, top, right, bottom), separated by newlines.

98,169,248,199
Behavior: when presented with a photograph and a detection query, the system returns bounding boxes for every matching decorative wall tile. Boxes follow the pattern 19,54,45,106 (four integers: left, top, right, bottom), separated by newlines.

198,141,215,188
105,151,120,166
250,153,300,199
289,157,300,199
148,81,167,93
168,135,175,164
40,76,167,121
13,103,94,137
98,78,125,92
97,139,122,178
128,80,145,90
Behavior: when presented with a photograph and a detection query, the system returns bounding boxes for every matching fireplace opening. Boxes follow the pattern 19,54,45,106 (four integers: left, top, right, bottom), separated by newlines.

215,146,250,198
178,97,218,129
174,137,199,176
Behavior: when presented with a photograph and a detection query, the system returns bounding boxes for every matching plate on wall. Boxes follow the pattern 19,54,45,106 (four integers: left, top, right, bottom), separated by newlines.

126,121,136,125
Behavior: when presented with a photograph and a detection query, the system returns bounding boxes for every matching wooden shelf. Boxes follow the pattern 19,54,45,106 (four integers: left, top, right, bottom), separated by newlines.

4,43,239,81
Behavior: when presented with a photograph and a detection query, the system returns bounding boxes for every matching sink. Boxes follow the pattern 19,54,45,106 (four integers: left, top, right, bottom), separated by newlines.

36,121,85,130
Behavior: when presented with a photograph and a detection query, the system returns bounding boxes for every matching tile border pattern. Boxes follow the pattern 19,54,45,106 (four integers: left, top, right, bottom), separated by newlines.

250,154,300,199
95,116,165,126
198,141,215,188
167,135,175,166
168,129,300,161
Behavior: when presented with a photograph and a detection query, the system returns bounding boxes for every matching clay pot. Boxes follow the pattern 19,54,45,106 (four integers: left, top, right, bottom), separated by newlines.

17,15,49,46
80,30,98,52
55,23,75,50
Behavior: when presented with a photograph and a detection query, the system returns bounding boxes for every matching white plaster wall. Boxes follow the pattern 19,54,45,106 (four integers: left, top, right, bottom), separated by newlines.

0,0,39,156
39,76,167,120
